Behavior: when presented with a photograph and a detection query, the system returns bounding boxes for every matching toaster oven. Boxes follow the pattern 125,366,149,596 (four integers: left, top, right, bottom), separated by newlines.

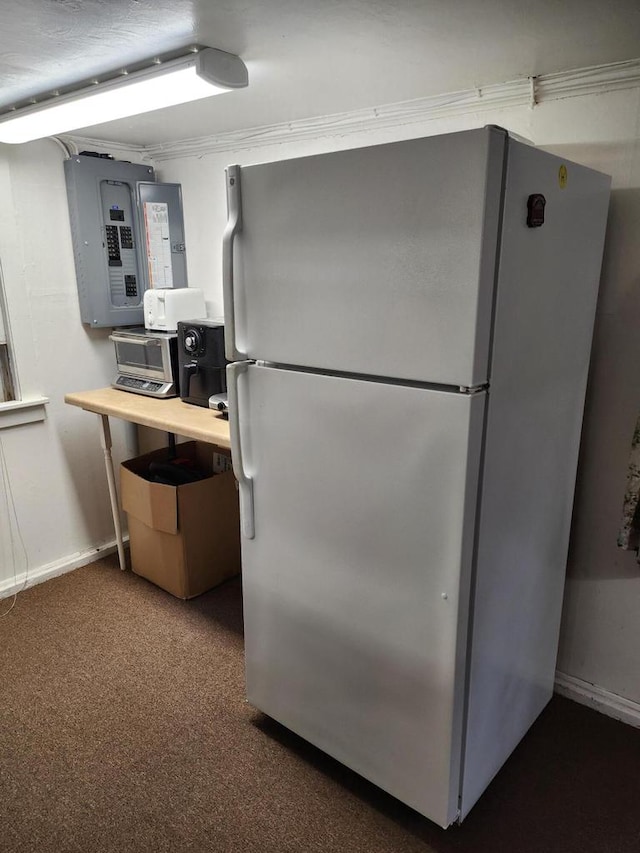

109,327,179,397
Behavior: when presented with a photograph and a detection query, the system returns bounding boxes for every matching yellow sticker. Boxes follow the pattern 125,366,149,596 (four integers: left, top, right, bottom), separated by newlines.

559,164,568,188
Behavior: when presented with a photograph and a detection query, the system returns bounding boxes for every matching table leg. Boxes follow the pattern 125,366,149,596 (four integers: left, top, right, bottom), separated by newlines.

98,413,127,571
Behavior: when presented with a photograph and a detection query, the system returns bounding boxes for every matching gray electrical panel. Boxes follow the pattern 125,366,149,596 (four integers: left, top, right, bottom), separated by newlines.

64,155,188,327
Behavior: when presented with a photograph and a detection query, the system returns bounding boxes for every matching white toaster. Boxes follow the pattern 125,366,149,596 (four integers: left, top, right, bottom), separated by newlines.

144,287,207,332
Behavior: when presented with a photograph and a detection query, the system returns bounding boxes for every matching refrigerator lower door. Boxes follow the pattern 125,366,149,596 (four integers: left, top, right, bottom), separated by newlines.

234,364,485,828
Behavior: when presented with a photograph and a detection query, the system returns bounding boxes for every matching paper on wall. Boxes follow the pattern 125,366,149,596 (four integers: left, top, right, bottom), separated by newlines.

143,202,174,289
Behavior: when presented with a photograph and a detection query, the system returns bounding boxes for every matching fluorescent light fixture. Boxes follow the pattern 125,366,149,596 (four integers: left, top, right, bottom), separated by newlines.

0,47,248,144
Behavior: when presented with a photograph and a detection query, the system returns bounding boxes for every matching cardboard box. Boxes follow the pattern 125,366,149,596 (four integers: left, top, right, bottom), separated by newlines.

120,441,240,599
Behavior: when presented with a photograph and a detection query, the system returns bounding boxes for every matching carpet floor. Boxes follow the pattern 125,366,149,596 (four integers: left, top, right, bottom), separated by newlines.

1,556,640,853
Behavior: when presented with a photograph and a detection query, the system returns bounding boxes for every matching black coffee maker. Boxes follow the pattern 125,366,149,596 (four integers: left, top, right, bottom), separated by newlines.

177,320,227,407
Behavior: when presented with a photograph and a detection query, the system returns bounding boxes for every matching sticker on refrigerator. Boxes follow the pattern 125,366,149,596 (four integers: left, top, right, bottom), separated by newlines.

558,165,568,188
144,201,174,288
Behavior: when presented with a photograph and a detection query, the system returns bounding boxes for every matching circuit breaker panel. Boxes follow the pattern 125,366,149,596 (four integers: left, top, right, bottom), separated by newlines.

64,155,188,327
100,178,141,307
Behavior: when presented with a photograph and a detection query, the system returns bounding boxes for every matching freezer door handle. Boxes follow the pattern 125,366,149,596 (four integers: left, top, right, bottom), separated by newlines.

227,360,255,539
223,165,246,362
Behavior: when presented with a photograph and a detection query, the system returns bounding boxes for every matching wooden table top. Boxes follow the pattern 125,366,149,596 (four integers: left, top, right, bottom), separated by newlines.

64,387,231,448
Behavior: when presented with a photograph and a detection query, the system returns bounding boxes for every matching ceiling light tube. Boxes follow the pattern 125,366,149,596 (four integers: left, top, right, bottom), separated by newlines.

0,47,248,144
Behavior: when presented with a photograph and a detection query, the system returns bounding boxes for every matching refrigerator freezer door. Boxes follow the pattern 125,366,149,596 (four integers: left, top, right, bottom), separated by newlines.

227,127,506,387
236,364,485,827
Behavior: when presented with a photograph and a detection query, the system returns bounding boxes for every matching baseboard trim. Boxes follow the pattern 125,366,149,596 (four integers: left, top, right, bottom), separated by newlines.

554,671,640,728
0,537,129,600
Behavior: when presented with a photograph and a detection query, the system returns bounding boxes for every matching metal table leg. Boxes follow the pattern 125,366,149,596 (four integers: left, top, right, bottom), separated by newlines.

98,413,127,571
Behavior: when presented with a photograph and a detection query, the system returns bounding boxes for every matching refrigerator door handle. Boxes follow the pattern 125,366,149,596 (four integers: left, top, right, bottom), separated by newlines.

227,360,255,539
223,165,246,362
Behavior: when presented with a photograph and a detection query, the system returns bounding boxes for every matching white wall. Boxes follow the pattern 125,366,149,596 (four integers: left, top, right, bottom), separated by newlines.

0,141,140,594
155,86,640,710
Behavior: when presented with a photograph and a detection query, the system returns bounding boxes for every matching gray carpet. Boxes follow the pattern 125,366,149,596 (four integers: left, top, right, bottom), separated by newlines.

1,556,639,853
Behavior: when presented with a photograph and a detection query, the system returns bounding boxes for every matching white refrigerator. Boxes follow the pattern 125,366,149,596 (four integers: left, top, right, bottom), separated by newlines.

222,127,610,828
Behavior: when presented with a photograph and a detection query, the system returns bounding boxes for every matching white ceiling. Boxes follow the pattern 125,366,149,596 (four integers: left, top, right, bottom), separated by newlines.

1,0,640,146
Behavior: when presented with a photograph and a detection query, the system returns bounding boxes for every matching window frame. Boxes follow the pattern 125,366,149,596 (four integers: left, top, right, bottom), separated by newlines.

0,258,48,428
